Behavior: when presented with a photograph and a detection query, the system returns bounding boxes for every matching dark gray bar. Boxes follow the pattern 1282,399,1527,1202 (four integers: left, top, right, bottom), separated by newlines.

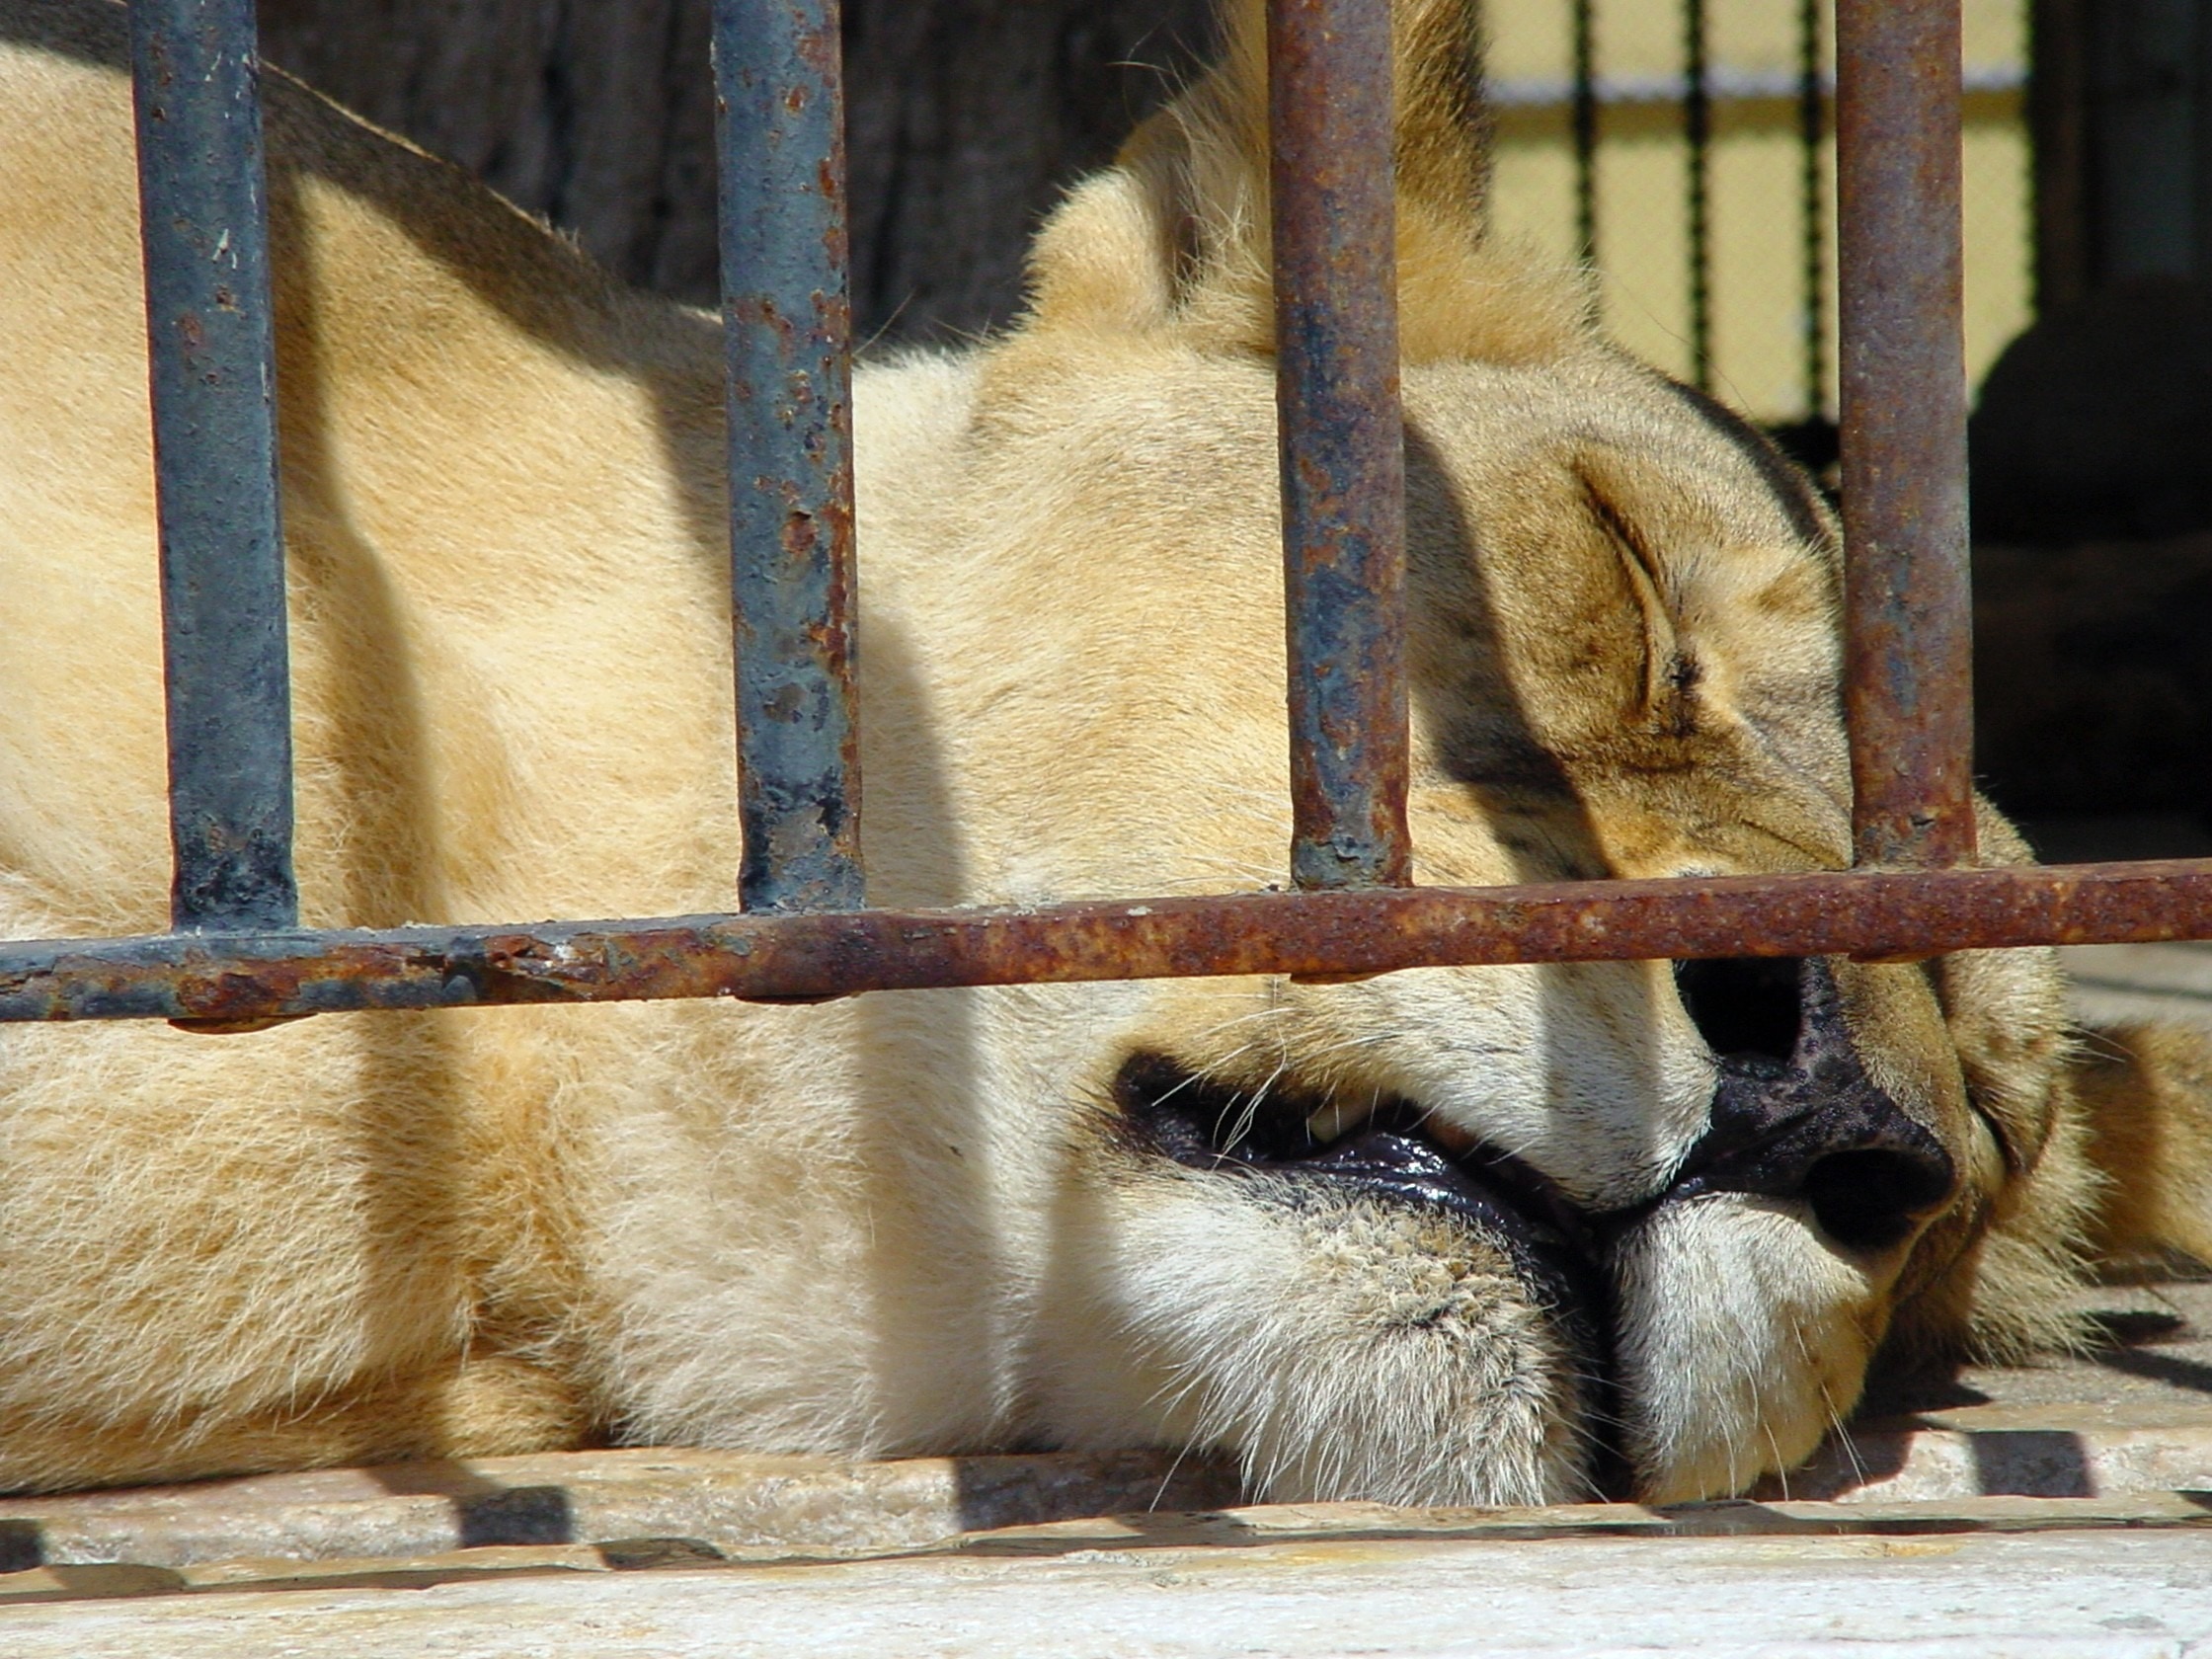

1835,0,1976,868
128,0,298,931
1572,0,1598,261
711,0,865,913
1268,0,1413,892
1684,0,1712,391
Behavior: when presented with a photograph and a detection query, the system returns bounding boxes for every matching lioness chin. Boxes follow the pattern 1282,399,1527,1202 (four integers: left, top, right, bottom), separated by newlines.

3,0,2210,1509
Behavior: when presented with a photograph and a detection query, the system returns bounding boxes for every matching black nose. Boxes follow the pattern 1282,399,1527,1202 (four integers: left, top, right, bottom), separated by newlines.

1667,957,1956,1252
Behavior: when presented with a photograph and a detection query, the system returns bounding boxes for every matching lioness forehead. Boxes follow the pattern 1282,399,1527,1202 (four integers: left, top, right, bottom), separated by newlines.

917,328,1854,898
1384,359,1847,876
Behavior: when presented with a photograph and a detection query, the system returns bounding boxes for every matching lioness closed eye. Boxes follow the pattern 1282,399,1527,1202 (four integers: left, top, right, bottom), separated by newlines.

3,0,2211,1509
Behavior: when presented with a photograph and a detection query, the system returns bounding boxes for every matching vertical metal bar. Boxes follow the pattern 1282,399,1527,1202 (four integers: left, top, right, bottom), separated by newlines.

1268,0,1412,892
1835,0,1976,868
2025,0,2093,313
1572,0,1599,263
711,0,865,913
1682,0,1713,391
128,0,299,932
1798,0,1829,423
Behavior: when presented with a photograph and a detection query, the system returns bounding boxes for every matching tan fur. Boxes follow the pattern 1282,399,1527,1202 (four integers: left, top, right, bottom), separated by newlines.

0,0,2205,1504
2072,1022,2212,1267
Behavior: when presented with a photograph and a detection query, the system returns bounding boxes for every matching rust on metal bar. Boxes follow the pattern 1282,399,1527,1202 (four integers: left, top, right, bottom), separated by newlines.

8,860,2212,1026
1835,0,1975,869
1267,0,1413,891
129,0,299,932
711,0,864,912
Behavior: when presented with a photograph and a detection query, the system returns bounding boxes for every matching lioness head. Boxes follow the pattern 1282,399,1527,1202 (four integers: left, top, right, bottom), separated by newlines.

939,0,2113,1507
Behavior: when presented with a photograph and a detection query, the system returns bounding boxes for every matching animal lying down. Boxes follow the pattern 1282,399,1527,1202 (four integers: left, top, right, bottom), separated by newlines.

3,0,2211,1508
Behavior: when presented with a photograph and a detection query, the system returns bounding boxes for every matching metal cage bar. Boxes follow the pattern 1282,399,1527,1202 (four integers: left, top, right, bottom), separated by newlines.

8,859,2212,1025
1571,0,1598,263
1797,0,1829,426
128,0,298,933
1682,0,1713,391
1268,0,1414,892
711,0,866,913
1836,0,1977,869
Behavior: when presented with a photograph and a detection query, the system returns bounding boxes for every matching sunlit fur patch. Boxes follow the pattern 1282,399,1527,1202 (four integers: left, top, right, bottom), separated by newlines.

1094,1170,1596,1507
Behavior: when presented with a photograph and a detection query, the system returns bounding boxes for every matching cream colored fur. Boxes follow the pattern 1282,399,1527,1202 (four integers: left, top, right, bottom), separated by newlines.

1,0,2206,1505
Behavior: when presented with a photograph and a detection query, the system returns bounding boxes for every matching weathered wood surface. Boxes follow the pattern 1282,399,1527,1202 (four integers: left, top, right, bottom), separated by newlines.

5,1522,2210,1655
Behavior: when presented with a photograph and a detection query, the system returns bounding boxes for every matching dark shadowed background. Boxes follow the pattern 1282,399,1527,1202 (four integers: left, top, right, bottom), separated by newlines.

259,0,1216,342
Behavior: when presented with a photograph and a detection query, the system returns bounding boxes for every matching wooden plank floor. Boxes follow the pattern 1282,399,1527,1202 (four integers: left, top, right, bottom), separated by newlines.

2,1517,2207,1655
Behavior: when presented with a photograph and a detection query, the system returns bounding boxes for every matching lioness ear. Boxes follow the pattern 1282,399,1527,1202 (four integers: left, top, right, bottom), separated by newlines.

2069,1021,2212,1268
1163,0,1491,248
1021,0,1591,365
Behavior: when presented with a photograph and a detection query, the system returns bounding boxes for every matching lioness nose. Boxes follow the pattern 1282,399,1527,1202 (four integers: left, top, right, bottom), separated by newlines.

1666,956,1956,1252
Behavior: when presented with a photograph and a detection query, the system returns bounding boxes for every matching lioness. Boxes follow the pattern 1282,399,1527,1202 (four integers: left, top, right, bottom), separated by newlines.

2,0,2209,1509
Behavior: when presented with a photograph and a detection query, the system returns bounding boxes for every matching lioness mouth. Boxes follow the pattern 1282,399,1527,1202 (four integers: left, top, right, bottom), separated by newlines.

1113,1050,1630,1491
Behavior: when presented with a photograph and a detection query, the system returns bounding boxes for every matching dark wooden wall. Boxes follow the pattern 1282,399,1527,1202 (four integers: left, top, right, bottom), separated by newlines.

257,0,1216,341
2029,0,2212,308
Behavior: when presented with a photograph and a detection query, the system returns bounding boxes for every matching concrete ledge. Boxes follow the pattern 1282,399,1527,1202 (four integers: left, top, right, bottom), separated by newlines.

1764,1399,2212,1503
0,1447,1241,1572
10,1412,2212,1580
5,1488,2208,1607
6,1264,2210,1647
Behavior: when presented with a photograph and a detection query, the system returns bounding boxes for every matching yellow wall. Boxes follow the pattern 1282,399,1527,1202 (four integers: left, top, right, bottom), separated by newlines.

1483,0,2032,424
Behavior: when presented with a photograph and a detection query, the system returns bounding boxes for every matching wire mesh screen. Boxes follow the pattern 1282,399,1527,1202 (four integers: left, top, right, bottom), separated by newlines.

1484,0,2032,459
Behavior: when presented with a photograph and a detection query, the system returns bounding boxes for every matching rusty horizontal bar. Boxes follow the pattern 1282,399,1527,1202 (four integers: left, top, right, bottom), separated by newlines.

710,0,864,912
7,860,2212,1026
1267,0,1412,891
129,0,299,931
1835,0,1975,869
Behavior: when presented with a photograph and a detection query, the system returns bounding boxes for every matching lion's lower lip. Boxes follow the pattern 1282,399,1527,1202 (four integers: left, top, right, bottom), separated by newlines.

1115,1051,1631,1495
1291,1124,1632,1497
1291,1128,1603,1327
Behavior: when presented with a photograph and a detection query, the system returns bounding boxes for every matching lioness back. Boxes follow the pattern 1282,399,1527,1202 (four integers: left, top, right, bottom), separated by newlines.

0,0,1011,1486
